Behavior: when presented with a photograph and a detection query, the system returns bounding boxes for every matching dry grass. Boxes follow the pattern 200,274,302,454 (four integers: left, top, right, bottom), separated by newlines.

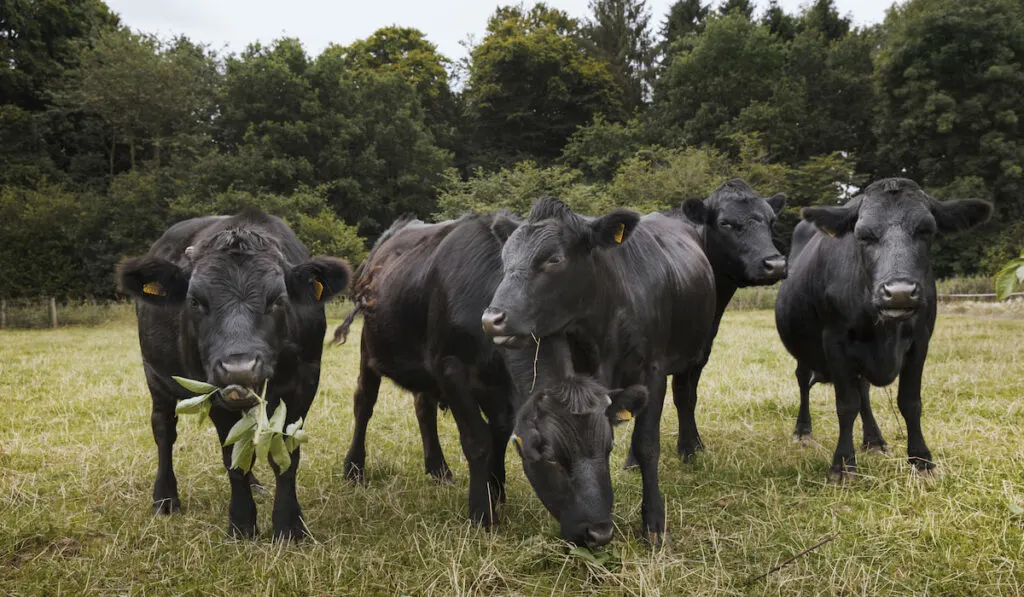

1,308,1022,595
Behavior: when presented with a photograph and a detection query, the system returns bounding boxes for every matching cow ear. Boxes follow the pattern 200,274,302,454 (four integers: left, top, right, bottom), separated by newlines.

588,209,640,249
930,198,993,235
605,384,648,427
801,204,857,238
288,257,351,304
117,256,189,305
490,213,520,244
766,192,786,216
681,198,708,225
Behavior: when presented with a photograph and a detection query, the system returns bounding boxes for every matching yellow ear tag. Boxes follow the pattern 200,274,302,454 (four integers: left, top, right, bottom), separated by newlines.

511,433,523,449
824,228,836,238
615,410,633,421
142,282,166,296
312,280,324,301
614,223,625,244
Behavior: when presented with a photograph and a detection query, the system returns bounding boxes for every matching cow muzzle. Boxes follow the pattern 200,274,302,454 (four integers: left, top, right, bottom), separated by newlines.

876,280,922,320
482,308,523,347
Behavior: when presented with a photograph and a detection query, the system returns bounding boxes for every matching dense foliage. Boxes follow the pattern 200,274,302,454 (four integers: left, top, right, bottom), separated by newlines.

1,0,1021,299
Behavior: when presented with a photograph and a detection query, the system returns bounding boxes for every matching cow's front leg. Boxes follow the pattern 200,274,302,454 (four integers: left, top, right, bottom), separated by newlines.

898,338,934,472
631,369,666,545
858,380,888,453
269,442,306,541
151,397,180,514
824,337,859,482
210,407,257,538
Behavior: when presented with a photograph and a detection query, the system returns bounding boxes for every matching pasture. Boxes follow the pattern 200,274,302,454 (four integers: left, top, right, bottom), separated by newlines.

1,308,1023,595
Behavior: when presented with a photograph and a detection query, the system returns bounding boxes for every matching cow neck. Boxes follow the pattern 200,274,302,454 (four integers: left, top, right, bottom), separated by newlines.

508,333,576,413
711,271,738,331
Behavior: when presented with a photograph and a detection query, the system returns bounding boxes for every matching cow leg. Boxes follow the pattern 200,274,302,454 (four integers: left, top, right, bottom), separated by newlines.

824,341,859,482
414,392,453,484
793,363,813,440
897,339,934,472
150,397,180,514
268,399,310,541
486,404,512,504
859,380,888,453
631,370,667,544
344,333,381,484
674,368,703,462
438,357,498,527
209,408,257,539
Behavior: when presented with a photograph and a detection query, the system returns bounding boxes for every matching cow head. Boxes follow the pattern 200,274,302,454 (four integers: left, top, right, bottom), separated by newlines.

802,178,992,320
482,198,639,345
682,178,787,286
512,377,647,547
118,223,350,409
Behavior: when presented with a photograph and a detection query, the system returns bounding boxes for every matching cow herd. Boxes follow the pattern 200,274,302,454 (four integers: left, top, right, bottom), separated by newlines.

116,177,992,546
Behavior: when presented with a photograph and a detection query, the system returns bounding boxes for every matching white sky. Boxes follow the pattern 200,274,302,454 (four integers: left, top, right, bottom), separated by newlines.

104,0,897,62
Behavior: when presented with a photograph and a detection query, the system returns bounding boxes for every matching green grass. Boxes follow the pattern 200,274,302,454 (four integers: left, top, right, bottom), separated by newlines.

1,310,1022,595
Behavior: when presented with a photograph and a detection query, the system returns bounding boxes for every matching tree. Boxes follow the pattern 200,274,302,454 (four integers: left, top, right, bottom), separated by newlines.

463,3,621,169
717,0,753,19
763,0,797,41
652,12,784,148
583,0,656,114
660,0,710,50
874,0,1024,274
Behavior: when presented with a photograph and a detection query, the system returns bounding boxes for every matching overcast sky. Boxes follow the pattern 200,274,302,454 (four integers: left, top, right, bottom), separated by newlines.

104,0,897,62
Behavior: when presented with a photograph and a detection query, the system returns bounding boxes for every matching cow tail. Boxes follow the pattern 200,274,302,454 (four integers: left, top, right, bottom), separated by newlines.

330,301,363,346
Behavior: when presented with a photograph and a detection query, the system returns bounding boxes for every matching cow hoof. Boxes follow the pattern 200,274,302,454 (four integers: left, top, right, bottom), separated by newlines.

153,497,181,515
862,440,889,454
344,462,367,485
273,524,309,543
681,451,698,464
228,522,258,540
247,473,269,495
646,530,668,548
427,466,454,485
623,453,640,470
793,433,820,447
827,467,855,485
910,457,937,474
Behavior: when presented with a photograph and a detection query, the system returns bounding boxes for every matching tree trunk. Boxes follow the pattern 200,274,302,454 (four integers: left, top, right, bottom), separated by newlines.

49,297,58,328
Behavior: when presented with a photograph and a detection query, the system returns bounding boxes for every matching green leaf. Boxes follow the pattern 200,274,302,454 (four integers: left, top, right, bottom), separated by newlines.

1009,503,1024,517
175,393,212,415
172,376,219,394
569,546,600,565
291,428,308,444
284,417,304,436
994,257,1024,300
270,435,292,471
255,428,273,463
268,402,287,434
284,437,297,452
223,414,256,447
230,436,255,473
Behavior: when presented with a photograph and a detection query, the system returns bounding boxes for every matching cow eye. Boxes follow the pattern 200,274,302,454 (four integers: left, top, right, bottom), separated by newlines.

720,220,742,232
266,295,287,314
856,229,879,243
189,295,207,314
542,254,564,268
914,224,936,238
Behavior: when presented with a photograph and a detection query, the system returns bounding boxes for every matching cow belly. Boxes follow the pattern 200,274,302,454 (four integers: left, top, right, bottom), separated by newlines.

847,332,914,387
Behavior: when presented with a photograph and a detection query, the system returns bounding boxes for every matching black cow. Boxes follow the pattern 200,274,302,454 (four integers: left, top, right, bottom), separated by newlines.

117,210,350,539
482,198,716,542
622,179,787,465
775,178,992,480
342,211,646,546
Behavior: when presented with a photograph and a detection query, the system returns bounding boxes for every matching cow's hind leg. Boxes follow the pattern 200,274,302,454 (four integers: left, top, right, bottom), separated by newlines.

209,407,257,538
674,368,704,462
344,332,382,484
414,392,453,484
793,363,813,441
438,357,498,528
897,338,935,473
858,380,888,453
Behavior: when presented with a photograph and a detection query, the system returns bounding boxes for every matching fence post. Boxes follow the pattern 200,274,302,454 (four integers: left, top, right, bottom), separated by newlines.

50,297,58,328
1,299,5,329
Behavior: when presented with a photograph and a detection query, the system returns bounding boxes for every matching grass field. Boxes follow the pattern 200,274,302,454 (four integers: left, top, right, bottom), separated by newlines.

1,309,1023,595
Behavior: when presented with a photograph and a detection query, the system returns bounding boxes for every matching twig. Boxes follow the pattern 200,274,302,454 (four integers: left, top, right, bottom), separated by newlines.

530,333,540,392
884,386,905,439
744,533,839,586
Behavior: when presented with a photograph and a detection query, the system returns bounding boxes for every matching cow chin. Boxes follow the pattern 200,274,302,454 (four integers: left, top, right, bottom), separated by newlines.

491,334,528,348
213,384,261,411
877,306,918,322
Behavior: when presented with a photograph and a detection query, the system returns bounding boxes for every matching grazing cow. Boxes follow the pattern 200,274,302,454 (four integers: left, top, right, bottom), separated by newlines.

775,178,992,480
343,211,647,546
623,179,787,465
482,198,716,542
117,210,350,539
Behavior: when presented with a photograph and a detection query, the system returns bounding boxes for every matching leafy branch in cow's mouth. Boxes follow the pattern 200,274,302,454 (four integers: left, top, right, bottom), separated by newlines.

172,376,308,473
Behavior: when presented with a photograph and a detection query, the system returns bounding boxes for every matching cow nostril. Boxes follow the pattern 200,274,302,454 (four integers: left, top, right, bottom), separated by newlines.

218,357,260,385
481,309,508,334
585,523,614,547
